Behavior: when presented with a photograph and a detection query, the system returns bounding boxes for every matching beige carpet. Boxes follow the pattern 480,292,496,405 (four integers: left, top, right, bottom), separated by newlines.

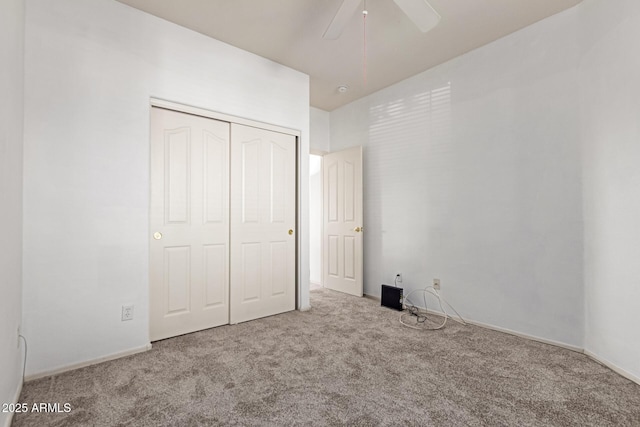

14,288,640,426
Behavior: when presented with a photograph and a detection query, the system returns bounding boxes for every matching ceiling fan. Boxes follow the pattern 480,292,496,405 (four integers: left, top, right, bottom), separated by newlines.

323,0,441,40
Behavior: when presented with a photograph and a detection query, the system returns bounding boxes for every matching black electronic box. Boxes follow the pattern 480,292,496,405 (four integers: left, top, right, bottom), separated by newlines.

381,284,403,311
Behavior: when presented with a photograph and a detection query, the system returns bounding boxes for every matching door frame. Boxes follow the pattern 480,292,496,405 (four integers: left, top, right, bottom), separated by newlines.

309,150,327,290
148,98,303,323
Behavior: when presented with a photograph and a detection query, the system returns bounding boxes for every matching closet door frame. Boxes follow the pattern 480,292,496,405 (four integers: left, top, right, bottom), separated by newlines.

151,99,300,137
148,98,302,325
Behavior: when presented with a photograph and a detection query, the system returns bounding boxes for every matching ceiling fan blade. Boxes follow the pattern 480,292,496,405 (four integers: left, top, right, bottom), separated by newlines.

323,0,362,40
393,0,441,33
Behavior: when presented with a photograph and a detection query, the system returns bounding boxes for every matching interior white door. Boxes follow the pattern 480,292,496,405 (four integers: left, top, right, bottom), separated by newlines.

323,146,363,296
230,124,297,323
150,107,230,341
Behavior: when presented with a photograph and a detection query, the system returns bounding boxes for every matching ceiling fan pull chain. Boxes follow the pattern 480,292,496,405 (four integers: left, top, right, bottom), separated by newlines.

363,0,367,86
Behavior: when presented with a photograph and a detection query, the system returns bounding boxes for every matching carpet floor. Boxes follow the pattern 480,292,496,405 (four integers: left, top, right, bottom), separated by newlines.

13,288,640,426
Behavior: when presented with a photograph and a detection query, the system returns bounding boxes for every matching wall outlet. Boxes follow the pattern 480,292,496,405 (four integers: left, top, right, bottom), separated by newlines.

433,278,441,290
121,305,134,321
395,273,403,283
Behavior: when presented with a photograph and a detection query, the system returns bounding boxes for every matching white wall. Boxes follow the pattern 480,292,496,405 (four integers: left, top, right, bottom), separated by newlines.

309,155,322,285
310,107,330,153
23,0,309,377
330,6,584,347
580,0,640,381
309,107,329,286
0,0,25,423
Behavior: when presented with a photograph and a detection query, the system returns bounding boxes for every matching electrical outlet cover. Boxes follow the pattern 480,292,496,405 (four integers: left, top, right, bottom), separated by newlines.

122,305,134,321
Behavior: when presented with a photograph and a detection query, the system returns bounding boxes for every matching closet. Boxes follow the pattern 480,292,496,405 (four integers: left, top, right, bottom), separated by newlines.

149,106,296,341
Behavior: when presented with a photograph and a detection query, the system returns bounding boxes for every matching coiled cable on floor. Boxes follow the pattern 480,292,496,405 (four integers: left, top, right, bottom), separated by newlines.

400,286,467,330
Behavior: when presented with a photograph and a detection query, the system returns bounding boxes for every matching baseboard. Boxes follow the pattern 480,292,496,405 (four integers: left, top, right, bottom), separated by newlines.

25,343,152,382
299,305,312,312
584,349,640,386
460,316,583,353
3,379,23,427
366,292,584,353
364,293,381,302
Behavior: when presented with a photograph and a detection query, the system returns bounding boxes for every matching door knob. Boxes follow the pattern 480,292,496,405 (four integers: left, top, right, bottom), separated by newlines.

153,232,163,240
288,229,294,235
354,227,362,232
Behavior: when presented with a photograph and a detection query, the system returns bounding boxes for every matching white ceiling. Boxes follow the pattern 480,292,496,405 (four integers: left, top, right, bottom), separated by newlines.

115,0,582,111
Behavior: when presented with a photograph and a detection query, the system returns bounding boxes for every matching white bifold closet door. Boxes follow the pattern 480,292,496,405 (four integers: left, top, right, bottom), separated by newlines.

150,108,230,341
230,124,296,324
150,108,296,341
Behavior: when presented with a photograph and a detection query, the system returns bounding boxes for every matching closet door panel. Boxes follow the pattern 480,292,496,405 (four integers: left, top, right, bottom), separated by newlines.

150,108,230,341
230,124,296,323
